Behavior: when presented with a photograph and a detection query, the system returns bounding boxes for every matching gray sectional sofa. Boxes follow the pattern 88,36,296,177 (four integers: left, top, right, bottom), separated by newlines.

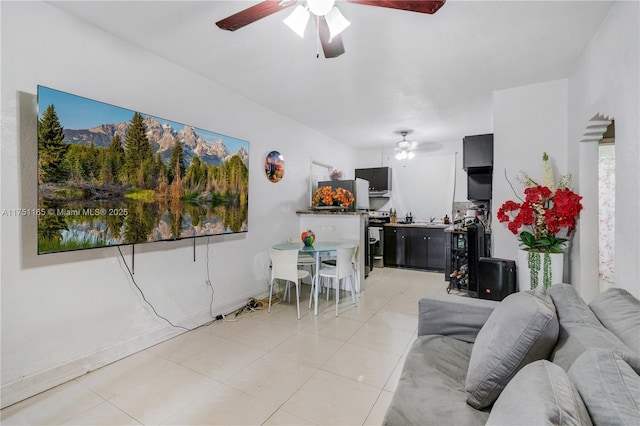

383,284,640,425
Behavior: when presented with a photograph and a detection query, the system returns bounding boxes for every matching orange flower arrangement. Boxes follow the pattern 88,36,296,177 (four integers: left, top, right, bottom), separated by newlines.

312,186,355,208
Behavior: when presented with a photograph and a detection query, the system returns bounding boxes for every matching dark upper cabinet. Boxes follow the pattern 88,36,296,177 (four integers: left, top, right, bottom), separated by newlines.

464,133,493,200
468,172,493,201
463,134,494,171
355,167,392,193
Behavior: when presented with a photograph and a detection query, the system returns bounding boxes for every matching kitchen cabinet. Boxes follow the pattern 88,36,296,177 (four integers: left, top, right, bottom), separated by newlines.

355,167,392,193
463,134,493,170
384,226,445,271
426,228,445,270
384,226,405,267
464,133,494,201
468,172,493,201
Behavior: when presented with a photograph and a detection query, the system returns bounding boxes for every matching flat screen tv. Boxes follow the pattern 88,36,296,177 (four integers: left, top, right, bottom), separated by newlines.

37,85,249,254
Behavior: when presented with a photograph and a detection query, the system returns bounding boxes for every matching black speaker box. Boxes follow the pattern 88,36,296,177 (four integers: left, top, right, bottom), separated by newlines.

478,257,516,301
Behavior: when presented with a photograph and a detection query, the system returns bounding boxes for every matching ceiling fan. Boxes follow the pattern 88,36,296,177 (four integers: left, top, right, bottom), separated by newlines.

392,130,441,160
394,130,418,160
215,0,446,58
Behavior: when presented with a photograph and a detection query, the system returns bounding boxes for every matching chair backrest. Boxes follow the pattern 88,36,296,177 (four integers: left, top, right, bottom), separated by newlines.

335,246,357,280
269,248,301,284
352,244,359,264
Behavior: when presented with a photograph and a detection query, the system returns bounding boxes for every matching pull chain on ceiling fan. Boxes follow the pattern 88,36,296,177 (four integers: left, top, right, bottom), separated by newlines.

215,0,446,58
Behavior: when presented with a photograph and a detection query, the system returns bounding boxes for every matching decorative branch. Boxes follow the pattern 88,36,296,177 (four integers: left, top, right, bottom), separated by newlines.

504,168,524,203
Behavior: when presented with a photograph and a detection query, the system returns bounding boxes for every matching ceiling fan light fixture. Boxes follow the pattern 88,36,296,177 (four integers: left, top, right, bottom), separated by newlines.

394,129,416,161
307,0,335,16
324,6,351,40
283,4,310,37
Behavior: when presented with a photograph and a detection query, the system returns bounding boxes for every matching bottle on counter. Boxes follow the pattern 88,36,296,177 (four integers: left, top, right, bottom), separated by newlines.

390,208,397,224
454,210,463,225
443,214,450,224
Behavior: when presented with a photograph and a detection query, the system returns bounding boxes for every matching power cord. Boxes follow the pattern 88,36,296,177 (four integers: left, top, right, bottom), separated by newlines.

117,243,218,332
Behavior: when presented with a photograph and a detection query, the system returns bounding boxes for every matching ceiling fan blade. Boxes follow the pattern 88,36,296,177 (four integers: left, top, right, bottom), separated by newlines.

347,0,446,14
216,0,297,31
318,17,345,58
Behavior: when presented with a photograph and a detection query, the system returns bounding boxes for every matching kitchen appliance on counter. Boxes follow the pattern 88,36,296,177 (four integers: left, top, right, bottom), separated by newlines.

316,178,370,211
463,202,490,230
368,210,390,268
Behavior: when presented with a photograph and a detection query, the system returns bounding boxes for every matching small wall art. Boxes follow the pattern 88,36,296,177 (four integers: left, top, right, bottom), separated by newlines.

265,151,284,183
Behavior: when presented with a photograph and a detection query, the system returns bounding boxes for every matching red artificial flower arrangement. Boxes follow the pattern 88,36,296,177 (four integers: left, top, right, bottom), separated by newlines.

497,153,583,253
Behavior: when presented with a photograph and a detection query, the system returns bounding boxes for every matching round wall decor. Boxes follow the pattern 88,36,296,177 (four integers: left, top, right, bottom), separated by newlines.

265,151,285,183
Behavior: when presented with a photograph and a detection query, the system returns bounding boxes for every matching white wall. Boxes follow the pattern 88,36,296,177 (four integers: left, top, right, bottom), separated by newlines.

355,140,465,220
491,0,640,301
492,80,570,278
0,1,355,407
567,0,640,300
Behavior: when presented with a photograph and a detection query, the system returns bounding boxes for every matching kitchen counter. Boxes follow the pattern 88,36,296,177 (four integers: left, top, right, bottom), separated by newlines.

385,222,450,229
296,209,368,216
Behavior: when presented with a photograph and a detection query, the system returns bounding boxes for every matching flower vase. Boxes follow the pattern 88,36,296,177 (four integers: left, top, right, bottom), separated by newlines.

517,249,564,291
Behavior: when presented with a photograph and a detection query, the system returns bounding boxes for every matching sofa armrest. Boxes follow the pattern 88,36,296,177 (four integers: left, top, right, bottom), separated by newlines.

418,294,500,343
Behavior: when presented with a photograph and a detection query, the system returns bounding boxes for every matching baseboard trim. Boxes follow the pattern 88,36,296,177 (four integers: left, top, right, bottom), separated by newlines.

0,289,268,409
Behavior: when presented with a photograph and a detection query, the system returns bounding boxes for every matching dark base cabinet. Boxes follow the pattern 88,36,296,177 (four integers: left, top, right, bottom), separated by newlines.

384,226,445,271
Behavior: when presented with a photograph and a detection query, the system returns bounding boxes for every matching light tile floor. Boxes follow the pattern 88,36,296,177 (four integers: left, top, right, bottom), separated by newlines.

1,267,450,426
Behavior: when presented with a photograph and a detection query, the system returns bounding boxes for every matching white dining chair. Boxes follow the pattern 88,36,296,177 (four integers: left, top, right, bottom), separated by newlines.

313,246,358,316
297,253,316,283
321,242,360,295
351,243,361,294
268,248,310,320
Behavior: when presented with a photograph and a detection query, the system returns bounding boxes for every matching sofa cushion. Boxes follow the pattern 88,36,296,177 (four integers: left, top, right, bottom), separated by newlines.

589,287,640,354
568,348,640,426
418,294,499,343
383,335,489,426
465,289,559,409
548,284,640,371
486,360,592,426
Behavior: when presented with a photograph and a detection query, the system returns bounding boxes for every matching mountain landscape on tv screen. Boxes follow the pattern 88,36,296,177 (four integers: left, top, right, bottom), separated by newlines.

63,116,249,168
37,86,249,254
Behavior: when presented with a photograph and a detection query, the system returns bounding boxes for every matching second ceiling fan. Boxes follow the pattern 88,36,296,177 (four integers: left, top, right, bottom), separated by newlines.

215,0,446,58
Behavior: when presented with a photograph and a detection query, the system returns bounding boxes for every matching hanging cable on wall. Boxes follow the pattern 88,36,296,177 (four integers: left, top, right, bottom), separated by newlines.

116,244,218,332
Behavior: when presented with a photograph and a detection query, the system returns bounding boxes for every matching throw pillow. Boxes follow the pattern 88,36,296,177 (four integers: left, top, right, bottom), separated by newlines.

548,283,640,371
486,360,592,426
589,287,640,354
465,289,559,409
568,348,640,426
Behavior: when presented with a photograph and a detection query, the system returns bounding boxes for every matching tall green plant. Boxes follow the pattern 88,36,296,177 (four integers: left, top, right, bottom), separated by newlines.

124,112,152,187
38,104,69,183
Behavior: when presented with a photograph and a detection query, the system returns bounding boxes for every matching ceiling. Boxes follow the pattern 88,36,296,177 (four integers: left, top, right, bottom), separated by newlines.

48,0,612,150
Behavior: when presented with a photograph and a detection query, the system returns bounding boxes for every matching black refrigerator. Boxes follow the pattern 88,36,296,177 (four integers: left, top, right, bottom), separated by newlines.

466,221,485,298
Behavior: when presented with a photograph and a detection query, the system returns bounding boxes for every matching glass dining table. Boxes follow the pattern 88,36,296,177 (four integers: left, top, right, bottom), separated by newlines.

272,241,355,315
